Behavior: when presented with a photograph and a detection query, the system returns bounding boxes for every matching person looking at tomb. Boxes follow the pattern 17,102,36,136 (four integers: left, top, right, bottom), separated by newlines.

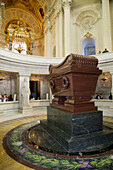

33,92,36,100
102,48,109,53
95,93,103,99
0,95,2,102
8,94,13,101
95,93,99,99
109,92,112,100
98,51,101,54
99,93,103,99
4,94,8,102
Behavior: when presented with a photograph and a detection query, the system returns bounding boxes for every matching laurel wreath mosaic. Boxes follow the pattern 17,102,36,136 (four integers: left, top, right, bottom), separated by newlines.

3,120,113,170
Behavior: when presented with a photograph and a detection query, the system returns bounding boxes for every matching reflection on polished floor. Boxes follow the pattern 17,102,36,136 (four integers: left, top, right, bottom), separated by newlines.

0,115,113,170
0,115,46,170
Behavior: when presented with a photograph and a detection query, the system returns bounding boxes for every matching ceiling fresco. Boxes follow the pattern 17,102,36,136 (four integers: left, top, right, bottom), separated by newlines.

1,0,54,21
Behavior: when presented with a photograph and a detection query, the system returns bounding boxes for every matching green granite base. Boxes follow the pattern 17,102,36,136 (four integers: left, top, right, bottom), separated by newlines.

47,106,103,136
40,107,113,153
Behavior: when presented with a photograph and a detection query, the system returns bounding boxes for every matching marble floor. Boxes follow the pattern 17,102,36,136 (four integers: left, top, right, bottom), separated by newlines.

0,113,113,170
0,107,47,123
0,114,47,170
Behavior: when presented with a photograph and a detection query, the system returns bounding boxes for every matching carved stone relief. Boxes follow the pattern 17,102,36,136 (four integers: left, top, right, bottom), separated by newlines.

76,9,101,32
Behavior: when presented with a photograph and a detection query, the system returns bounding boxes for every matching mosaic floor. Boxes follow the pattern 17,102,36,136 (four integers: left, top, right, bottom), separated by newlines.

1,116,113,170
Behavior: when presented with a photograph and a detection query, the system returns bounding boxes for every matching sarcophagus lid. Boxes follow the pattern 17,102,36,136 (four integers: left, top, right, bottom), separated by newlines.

49,53,100,75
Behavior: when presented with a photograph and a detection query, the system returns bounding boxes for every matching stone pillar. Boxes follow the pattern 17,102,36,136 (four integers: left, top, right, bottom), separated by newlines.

44,30,47,56
62,0,72,57
44,22,52,57
40,78,49,99
111,73,113,97
59,8,64,58
17,73,32,114
10,77,12,95
49,86,53,104
55,12,59,58
102,0,112,51
47,20,52,57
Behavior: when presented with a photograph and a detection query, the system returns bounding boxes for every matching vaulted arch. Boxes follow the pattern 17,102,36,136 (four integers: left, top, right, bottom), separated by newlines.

3,8,43,36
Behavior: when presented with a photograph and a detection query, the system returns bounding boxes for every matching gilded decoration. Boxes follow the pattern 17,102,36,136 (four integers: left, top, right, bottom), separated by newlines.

4,8,43,35
2,0,45,21
84,32,92,38
5,18,35,54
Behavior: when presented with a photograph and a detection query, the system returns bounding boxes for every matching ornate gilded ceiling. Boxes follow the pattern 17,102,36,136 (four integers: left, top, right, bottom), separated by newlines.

1,0,54,22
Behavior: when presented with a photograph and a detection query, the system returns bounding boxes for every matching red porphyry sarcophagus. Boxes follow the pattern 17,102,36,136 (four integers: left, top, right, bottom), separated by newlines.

48,53,102,113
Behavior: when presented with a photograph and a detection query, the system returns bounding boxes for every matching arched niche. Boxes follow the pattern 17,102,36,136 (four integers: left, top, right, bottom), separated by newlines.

2,8,43,36
82,38,96,56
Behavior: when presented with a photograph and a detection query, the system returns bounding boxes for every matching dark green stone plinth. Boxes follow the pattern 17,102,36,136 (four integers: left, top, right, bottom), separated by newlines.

47,106,103,136
40,107,113,153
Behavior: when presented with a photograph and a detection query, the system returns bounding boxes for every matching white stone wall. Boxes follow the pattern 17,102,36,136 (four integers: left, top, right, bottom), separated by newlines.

110,0,113,49
0,73,17,97
71,3,102,54
47,0,113,57
40,78,49,99
33,36,44,56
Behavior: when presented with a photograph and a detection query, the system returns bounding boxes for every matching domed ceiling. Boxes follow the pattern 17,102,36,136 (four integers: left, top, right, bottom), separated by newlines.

1,0,54,22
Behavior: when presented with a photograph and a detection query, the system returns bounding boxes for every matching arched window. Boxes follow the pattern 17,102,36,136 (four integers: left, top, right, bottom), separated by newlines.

82,38,96,56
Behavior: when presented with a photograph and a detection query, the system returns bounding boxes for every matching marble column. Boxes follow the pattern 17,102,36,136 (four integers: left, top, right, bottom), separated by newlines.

40,78,49,100
102,0,112,51
59,8,64,58
44,30,47,56
111,73,113,97
47,20,52,57
49,87,52,104
55,12,59,58
17,73,32,114
10,77,12,95
62,0,72,57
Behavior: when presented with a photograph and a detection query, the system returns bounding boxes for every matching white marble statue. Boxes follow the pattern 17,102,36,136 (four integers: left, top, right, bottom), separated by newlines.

21,78,30,107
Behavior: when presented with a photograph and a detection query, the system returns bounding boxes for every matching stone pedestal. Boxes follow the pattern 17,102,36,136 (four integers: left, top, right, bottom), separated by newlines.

19,106,33,115
41,106,113,153
47,107,103,136
39,54,113,154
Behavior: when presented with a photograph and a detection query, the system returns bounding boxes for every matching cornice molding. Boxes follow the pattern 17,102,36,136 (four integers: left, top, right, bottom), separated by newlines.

62,0,72,8
0,48,63,75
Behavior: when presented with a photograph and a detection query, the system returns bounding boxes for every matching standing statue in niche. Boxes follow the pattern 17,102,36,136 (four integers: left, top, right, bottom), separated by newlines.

21,78,30,107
